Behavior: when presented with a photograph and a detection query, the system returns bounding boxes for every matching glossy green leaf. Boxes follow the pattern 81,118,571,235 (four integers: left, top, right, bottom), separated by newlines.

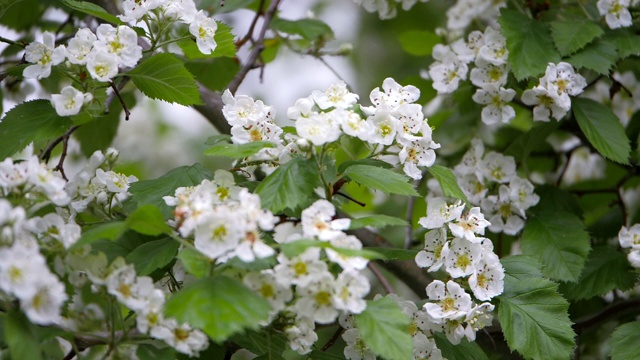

499,9,561,80
567,40,617,74
129,163,212,219
355,297,413,360
559,246,637,300
349,214,408,229
164,276,271,342
611,322,640,360
127,53,202,106
4,310,43,360
60,0,123,25
521,210,591,282
255,156,321,213
71,221,127,250
573,97,631,164
186,57,239,92
499,261,575,360
204,141,276,158
126,238,179,276
550,19,604,56
344,165,419,196
126,205,173,236
0,100,73,159
500,255,544,282
426,165,469,203
270,17,334,41
434,332,489,360
177,248,211,278
399,30,441,56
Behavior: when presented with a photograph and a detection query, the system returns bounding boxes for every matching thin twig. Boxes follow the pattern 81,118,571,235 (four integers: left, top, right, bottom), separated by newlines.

335,191,366,207
54,126,79,181
236,0,265,48
104,77,130,113
321,326,345,351
109,81,130,120
227,0,282,94
404,196,416,249
41,125,80,164
368,262,394,294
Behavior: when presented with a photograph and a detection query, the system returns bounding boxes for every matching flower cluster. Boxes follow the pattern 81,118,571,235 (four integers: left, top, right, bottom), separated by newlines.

446,0,505,31
618,224,640,267
522,62,587,122
443,139,540,235
0,155,70,206
428,27,516,125
352,0,430,19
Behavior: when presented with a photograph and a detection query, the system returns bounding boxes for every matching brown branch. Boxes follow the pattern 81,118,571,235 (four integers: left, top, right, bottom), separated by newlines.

194,85,231,134
41,125,80,165
54,126,79,181
227,0,282,94
368,262,395,294
321,326,345,352
573,298,640,333
235,0,266,48
109,81,130,120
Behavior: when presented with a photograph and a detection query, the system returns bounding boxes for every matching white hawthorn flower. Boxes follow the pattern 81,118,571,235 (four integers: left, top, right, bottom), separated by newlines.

369,77,420,109
619,224,640,249
85,50,119,82
50,86,89,116
521,85,570,122
95,169,137,194
472,84,516,125
597,0,632,29
428,48,469,94
451,30,485,63
295,271,339,324
542,62,587,100
21,273,68,325
189,11,218,54
469,252,505,300
343,327,376,360
415,228,450,272
424,280,472,320
301,199,350,241
296,112,342,146
480,151,516,183
444,237,483,278
340,109,374,141
326,233,368,270
285,316,317,355
23,32,66,79
66,28,96,65
332,269,370,314
311,80,359,110
243,270,293,320
477,27,508,66
398,136,439,180
470,58,509,87
448,207,491,242
151,318,209,356
419,198,465,229
221,89,271,126
193,210,243,260
366,106,401,145
94,24,142,67
274,247,328,287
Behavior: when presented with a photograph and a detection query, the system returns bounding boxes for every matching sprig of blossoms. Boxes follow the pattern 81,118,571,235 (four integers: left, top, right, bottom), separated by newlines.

618,224,640,267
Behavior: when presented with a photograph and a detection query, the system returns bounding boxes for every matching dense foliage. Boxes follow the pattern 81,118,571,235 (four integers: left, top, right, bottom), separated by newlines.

1,0,640,359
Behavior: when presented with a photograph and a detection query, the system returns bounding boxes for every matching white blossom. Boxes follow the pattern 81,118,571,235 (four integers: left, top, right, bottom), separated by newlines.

51,86,88,116
189,11,218,54
424,280,472,320
597,0,633,29
472,84,516,125
415,228,450,271
66,28,96,65
311,80,359,110
23,32,65,79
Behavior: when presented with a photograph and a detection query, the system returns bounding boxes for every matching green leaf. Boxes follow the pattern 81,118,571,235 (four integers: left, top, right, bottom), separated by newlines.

499,9,561,80
559,246,637,300
164,276,271,342
344,165,419,197
566,40,618,74
255,156,321,213
611,322,640,360
337,158,392,174
573,97,631,164
4,310,42,360
127,53,202,106
369,247,420,261
0,100,74,159
0,0,44,31
434,332,489,360
355,297,413,360
500,255,544,282
280,239,322,258
270,18,334,41
71,221,127,250
129,163,212,219
550,20,604,56
137,344,176,360
231,330,287,359
605,29,640,58
126,238,179,276
521,210,591,282
205,134,232,145
399,30,441,57
60,0,123,26
349,215,408,229
426,165,469,203
178,22,236,59
204,141,276,158
126,205,173,236
186,57,239,92
498,276,575,360
177,248,211,278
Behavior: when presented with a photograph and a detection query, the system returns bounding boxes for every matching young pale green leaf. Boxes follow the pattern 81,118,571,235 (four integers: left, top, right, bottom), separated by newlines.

126,238,179,276
434,333,489,360
204,141,276,159
355,297,413,360
178,22,236,59
611,322,640,360
255,156,321,213
567,40,618,74
127,53,202,106
0,100,73,159
71,221,127,250
573,97,631,164
500,255,543,282
605,29,640,58
559,246,637,300
348,214,408,230
270,17,334,41
498,261,575,360
344,165,419,197
521,210,590,282
129,163,212,219
60,0,123,25
368,247,420,261
426,165,469,203
4,310,43,360
550,19,604,56
498,9,561,80
177,248,211,278
399,30,441,56
164,276,271,342
126,205,173,236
